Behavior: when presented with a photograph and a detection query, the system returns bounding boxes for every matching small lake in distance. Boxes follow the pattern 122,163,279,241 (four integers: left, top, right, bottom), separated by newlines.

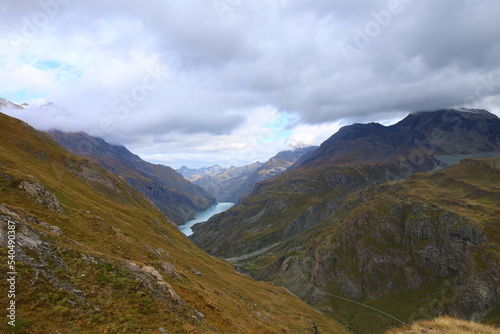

179,202,234,236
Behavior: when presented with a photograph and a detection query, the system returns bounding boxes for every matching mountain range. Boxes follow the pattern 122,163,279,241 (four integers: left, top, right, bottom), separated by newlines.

178,146,317,202
1,100,498,333
190,108,500,333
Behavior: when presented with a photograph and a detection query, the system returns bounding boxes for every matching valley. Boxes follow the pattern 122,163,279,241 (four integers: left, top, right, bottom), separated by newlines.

2,1,499,332
0,111,349,333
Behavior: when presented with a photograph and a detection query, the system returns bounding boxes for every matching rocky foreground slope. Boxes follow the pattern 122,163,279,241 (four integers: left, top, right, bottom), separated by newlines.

49,130,216,225
0,112,348,333
191,109,500,333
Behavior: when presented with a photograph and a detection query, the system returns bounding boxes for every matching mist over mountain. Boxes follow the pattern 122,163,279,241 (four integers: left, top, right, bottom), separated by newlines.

0,98,26,110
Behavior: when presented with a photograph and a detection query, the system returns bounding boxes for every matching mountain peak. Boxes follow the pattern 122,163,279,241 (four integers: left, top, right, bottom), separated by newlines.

396,108,499,132
0,97,26,110
292,108,500,170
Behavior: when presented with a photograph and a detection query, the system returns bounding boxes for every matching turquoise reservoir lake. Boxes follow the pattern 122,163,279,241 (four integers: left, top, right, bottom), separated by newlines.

179,202,234,236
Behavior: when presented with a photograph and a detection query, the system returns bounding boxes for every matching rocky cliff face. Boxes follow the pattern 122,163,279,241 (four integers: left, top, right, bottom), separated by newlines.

0,111,348,334
190,109,500,333
49,131,216,225
269,158,500,332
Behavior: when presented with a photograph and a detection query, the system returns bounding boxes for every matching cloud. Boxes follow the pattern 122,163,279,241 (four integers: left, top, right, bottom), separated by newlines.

1,0,499,167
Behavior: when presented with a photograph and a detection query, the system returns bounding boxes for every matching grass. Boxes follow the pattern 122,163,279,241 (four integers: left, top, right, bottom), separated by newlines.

387,316,500,333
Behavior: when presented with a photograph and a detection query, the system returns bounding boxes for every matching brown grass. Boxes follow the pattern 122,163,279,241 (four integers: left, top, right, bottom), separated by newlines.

387,316,500,334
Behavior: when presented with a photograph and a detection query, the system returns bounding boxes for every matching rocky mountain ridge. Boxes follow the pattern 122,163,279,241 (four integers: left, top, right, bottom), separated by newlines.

292,108,499,171
236,146,319,200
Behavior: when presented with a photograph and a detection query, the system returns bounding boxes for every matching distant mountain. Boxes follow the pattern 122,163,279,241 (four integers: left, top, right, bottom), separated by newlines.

177,165,225,182
191,109,500,333
179,146,318,202
236,146,318,199
49,131,216,225
0,111,348,333
188,162,264,202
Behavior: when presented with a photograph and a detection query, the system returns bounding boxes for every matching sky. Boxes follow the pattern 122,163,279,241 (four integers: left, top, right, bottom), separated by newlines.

1,0,500,168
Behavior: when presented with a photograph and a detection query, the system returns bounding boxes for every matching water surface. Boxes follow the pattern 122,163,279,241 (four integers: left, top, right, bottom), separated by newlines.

179,202,234,236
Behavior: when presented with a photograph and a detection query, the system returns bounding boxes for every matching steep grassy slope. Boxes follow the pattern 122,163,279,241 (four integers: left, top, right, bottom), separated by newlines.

49,131,216,225
191,163,398,257
0,112,349,334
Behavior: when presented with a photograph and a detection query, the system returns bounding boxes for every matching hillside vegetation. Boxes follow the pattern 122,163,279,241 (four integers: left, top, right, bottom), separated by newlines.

0,112,348,333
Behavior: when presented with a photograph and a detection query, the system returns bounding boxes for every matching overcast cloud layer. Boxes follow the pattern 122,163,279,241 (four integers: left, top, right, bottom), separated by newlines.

1,0,500,168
